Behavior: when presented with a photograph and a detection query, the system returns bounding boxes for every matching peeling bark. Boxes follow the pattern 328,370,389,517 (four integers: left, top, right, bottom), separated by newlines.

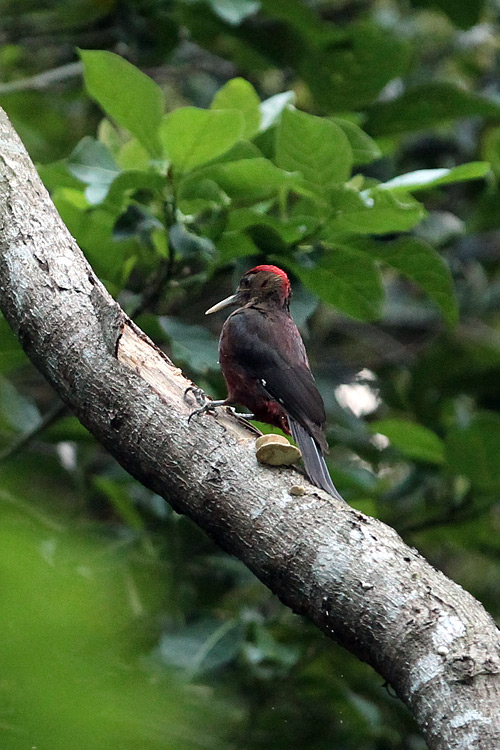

1,107,500,749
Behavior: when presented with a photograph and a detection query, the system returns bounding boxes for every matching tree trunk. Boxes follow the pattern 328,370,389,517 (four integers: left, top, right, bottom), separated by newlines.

1,107,499,749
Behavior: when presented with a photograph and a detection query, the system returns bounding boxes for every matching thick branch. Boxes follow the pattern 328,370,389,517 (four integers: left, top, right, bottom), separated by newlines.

1,107,499,749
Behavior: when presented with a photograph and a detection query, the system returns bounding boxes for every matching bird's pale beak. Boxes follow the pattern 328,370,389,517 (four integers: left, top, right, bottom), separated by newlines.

205,293,239,315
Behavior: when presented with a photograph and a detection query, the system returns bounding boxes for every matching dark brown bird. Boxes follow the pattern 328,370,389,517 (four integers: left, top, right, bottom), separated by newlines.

194,264,343,500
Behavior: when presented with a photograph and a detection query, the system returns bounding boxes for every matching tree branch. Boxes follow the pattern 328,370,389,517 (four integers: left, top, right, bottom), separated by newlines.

1,107,499,749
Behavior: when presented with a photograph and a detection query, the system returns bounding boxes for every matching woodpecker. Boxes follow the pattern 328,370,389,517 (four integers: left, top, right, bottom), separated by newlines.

193,264,343,501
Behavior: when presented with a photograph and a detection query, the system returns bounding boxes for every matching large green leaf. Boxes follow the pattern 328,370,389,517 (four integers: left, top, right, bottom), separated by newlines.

299,22,411,111
178,177,230,215
228,208,318,244
323,187,425,235
276,107,352,194
371,418,445,464
373,162,490,193
291,246,383,321
216,231,259,262
331,119,382,166
366,82,500,136
79,49,165,157
104,170,166,209
360,237,458,327
196,157,301,202
159,107,244,171
446,412,500,491
211,78,261,138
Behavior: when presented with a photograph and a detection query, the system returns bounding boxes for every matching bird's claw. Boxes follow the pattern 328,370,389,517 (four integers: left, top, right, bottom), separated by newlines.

184,385,207,408
188,401,218,424
185,387,225,424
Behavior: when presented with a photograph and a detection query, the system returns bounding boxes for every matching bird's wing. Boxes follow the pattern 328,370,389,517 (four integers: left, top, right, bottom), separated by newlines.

227,307,327,446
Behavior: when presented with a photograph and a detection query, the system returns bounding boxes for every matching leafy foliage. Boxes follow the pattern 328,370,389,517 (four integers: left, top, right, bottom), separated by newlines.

42,48,484,323
2,0,500,748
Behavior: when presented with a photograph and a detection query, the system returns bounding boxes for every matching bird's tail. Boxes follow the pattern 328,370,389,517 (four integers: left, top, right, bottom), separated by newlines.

289,418,344,501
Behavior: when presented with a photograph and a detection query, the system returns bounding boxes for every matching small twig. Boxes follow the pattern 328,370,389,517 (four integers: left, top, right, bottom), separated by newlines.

0,62,82,95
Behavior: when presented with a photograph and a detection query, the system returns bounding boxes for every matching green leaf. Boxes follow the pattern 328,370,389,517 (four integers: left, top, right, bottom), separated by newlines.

169,223,216,259
482,126,500,177
331,119,382,166
67,137,120,204
159,317,219,373
291,246,383,321
299,22,411,111
228,208,318,244
260,91,296,131
276,108,352,193
116,138,151,170
359,237,458,327
366,82,500,137
217,231,259,262
38,160,86,193
446,413,500,491
323,187,425,236
371,418,444,464
96,118,125,157
211,78,261,138
159,107,244,171
79,49,165,157
209,139,262,164
178,177,230,214
373,163,490,193
198,157,301,202
104,170,166,209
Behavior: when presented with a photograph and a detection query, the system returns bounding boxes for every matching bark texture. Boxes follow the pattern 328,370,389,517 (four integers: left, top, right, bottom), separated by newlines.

1,107,500,749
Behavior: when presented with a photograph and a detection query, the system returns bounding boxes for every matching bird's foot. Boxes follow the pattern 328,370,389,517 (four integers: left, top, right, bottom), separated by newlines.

186,387,228,424
185,388,255,425
184,385,206,408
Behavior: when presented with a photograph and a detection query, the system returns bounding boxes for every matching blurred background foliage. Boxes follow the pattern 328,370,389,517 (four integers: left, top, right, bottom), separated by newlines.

1,0,500,747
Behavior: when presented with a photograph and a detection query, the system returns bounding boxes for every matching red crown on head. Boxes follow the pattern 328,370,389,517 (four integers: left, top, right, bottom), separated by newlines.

249,265,289,284
247,264,291,296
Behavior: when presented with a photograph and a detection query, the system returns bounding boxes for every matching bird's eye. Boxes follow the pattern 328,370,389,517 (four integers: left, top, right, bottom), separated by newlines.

240,277,250,288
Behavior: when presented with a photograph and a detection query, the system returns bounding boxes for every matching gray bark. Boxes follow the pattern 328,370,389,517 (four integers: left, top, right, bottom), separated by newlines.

1,106,500,749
